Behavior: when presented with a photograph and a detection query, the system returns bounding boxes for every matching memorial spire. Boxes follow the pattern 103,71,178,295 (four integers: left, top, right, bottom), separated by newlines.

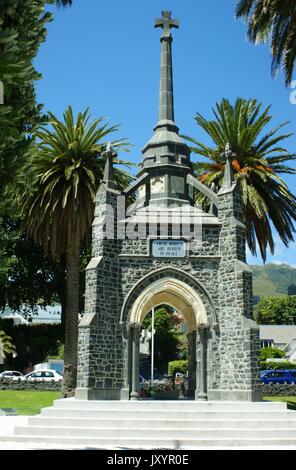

141,11,191,175
154,11,179,127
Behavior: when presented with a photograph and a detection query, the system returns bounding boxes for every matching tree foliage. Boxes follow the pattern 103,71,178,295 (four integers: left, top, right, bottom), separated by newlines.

142,307,184,374
56,0,73,6
0,217,65,317
0,1,59,315
184,98,296,261
255,295,296,324
236,0,296,86
18,106,132,395
168,360,188,377
20,106,131,257
260,346,285,361
0,0,53,196
0,329,16,358
0,319,63,371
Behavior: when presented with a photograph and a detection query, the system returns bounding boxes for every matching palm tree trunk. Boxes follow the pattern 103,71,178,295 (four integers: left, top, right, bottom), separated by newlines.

61,241,80,397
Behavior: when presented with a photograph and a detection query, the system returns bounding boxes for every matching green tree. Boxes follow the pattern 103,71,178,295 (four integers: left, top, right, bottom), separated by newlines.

184,98,296,261
0,217,66,319
56,0,73,6
168,360,188,377
0,330,16,358
260,346,285,361
0,320,63,371
142,307,183,374
19,106,132,396
236,0,296,86
255,295,296,324
0,0,53,196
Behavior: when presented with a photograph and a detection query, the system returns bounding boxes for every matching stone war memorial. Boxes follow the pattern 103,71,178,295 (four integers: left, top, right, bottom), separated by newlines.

75,10,261,403
5,11,296,451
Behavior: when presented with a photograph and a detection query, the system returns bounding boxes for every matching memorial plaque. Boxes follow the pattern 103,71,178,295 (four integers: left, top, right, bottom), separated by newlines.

152,240,186,258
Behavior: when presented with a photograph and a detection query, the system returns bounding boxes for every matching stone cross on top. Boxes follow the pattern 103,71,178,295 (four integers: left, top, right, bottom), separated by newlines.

224,143,232,160
155,11,179,39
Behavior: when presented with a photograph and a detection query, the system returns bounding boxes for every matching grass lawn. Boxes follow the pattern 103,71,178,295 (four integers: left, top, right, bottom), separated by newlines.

264,396,296,410
0,390,61,415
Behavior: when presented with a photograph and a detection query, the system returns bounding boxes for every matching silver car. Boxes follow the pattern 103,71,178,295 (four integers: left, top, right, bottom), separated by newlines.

21,369,63,382
0,370,23,380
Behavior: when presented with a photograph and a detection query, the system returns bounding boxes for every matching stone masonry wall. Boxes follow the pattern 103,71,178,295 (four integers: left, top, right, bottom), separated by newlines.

0,379,61,391
77,179,260,400
76,188,125,398
216,185,261,399
261,384,296,396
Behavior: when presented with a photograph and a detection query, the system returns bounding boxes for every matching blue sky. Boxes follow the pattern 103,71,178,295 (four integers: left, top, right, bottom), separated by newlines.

35,0,296,266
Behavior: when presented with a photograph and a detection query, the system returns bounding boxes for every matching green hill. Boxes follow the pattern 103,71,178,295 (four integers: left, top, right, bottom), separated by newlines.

251,263,296,301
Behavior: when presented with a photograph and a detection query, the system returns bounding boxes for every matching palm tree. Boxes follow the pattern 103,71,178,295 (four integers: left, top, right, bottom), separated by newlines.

0,330,16,358
236,0,296,86
183,98,296,261
56,0,73,7
20,106,132,396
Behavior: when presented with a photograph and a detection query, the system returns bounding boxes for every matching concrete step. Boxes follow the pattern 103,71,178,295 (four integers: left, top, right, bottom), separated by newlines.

27,416,296,429
40,407,295,420
14,425,296,439
52,399,287,411
4,399,296,449
2,434,296,448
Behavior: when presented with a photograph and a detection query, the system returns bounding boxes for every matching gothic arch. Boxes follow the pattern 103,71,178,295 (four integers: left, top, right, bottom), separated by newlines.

120,267,217,332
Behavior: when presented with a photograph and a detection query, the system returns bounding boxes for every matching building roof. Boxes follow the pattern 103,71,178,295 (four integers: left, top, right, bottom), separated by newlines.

122,205,220,226
259,325,296,345
0,306,61,325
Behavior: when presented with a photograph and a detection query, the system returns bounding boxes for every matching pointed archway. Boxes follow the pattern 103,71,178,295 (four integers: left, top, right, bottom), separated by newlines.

119,267,217,400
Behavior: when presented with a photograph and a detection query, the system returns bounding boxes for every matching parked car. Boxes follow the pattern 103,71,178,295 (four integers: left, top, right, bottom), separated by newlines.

260,369,296,384
21,369,63,382
0,370,23,380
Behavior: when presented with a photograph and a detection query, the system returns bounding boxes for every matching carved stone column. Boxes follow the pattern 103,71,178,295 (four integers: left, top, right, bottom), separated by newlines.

130,324,141,401
120,323,132,400
187,331,196,399
196,326,209,401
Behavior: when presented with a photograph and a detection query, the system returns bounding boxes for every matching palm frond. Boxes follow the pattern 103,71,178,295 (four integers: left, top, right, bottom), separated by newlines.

236,0,296,86
185,97,296,261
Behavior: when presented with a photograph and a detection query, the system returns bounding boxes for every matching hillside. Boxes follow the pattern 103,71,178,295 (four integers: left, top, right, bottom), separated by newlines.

251,263,296,301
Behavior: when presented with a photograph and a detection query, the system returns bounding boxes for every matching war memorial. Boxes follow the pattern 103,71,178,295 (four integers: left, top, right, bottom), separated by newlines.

4,11,296,450
75,10,261,403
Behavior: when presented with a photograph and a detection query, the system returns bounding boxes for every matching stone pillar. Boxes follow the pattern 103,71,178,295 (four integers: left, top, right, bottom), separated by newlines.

196,326,208,401
130,325,141,401
187,331,196,399
120,324,133,400
213,169,261,401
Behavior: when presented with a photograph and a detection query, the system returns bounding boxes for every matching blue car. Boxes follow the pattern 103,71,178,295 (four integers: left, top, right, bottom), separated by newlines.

260,369,296,384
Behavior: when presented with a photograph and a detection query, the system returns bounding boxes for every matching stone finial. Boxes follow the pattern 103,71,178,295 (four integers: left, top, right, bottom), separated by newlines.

209,182,217,215
210,182,217,193
222,142,235,190
102,142,117,190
